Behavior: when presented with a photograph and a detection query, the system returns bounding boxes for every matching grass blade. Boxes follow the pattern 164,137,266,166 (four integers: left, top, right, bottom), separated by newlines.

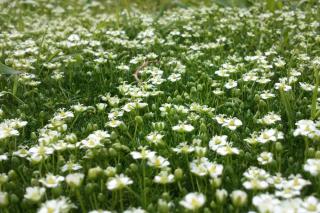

0,63,21,75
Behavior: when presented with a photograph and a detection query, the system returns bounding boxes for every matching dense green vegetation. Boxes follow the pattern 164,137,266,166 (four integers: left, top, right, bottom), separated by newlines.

0,0,320,212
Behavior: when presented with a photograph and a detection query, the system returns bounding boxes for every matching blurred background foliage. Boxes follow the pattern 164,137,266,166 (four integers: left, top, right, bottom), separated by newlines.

0,0,318,32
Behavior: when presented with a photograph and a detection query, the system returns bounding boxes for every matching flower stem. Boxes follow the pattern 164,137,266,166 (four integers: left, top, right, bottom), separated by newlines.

76,190,86,213
311,69,319,119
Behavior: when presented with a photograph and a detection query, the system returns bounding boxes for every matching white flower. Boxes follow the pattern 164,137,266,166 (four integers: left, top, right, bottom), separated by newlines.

180,192,206,210
243,166,270,180
257,152,273,165
304,159,320,176
80,136,103,149
300,82,314,91
243,178,269,190
172,142,195,154
61,162,82,172
0,126,19,140
123,207,146,213
215,114,227,124
89,210,112,213
257,129,283,144
243,167,270,190
106,174,133,191
106,120,123,128
274,82,292,91
224,80,238,89
130,147,156,160
24,187,46,203
190,158,209,176
287,174,311,191
39,174,64,188
294,120,319,139
275,185,300,199
252,193,280,213
213,88,224,95
207,162,224,178
0,153,8,161
146,132,164,145
168,73,181,82
258,112,281,125
54,110,74,120
274,198,302,213
37,197,74,213
66,173,85,188
222,117,242,130
216,143,240,156
28,145,54,163
92,130,110,140
172,123,194,133
71,103,88,112
209,135,228,151
154,171,175,184
147,155,170,169
190,157,223,178
108,110,124,120
267,173,285,189
300,196,320,213
260,91,275,100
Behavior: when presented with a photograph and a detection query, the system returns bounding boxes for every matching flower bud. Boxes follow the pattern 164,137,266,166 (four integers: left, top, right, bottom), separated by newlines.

110,131,118,140
129,163,138,172
174,168,183,180
144,112,154,119
231,190,247,207
65,133,77,143
152,122,165,131
204,208,211,213
158,199,169,213
152,104,157,111
147,204,154,212
210,200,216,208
10,193,19,204
135,116,143,125
161,192,170,200
275,142,283,152
105,166,117,177
0,174,8,185
88,167,103,180
85,183,96,194
51,186,62,197
97,193,105,202
307,148,315,158
108,148,117,157
254,94,260,102
96,103,107,112
215,188,228,204
0,192,9,207
8,170,17,180
210,177,222,188
200,123,207,133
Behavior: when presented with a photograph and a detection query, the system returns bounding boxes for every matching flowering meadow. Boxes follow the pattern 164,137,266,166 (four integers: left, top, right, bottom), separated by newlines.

0,0,320,212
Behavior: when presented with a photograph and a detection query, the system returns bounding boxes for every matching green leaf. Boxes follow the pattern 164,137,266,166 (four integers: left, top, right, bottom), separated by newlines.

0,63,21,75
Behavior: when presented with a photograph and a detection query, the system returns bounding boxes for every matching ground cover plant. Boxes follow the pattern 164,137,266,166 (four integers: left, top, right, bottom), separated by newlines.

0,0,320,212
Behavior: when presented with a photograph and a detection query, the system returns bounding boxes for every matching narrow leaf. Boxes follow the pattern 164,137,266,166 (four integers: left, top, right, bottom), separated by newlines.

0,63,21,75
